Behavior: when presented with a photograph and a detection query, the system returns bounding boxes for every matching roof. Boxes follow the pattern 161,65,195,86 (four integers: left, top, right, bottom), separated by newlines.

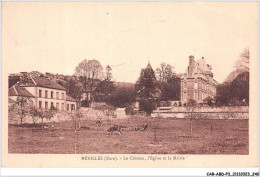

66,95,76,102
9,98,16,103
31,77,66,90
9,86,35,97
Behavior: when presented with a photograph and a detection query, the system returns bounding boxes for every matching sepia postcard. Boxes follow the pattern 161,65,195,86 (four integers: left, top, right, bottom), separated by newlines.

1,1,258,168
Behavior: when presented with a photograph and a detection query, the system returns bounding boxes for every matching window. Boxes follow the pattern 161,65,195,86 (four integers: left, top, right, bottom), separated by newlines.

39,101,42,108
71,104,74,111
39,90,42,97
62,93,64,100
51,102,54,109
56,103,59,110
67,104,69,111
56,92,59,99
45,90,48,98
51,91,53,99
61,103,64,110
45,102,48,109
194,83,198,89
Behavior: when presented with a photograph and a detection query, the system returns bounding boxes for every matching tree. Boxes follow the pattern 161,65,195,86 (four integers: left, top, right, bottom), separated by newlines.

107,87,136,108
135,63,161,116
28,105,41,125
216,72,249,106
186,99,197,137
156,63,174,82
70,109,84,154
75,59,103,105
9,96,31,125
94,80,115,102
36,108,57,129
64,79,83,108
105,65,112,81
235,48,249,71
95,65,115,102
159,75,180,101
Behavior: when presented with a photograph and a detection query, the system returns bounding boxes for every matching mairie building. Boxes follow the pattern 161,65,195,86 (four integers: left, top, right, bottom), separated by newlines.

180,55,218,104
9,75,76,112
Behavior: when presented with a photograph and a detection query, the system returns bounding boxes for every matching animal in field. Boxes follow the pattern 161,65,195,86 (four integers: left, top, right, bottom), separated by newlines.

96,120,102,127
134,123,148,131
107,125,123,135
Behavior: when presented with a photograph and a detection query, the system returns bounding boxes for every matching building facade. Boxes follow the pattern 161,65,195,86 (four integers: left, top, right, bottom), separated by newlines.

8,75,76,112
180,56,218,104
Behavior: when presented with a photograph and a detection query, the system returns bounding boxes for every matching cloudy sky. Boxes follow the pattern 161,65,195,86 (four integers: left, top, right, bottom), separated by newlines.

3,2,257,83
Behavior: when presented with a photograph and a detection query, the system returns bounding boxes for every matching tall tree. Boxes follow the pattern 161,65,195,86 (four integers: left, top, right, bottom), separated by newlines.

135,63,161,116
75,59,103,105
75,59,89,92
159,75,180,101
105,65,112,81
65,79,83,108
156,63,174,82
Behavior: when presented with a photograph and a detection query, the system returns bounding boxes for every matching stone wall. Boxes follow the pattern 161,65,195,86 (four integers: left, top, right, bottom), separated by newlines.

151,106,249,119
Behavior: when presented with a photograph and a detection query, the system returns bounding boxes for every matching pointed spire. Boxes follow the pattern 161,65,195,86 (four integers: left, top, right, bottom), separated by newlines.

147,60,152,69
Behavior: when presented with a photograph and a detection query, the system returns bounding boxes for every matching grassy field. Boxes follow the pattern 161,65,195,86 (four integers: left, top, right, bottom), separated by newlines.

8,116,248,154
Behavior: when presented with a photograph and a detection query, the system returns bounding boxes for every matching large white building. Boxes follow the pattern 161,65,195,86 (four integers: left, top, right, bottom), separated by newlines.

9,75,76,112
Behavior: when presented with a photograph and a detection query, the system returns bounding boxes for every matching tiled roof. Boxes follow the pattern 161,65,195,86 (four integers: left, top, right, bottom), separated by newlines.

9,86,35,97
32,77,66,90
66,95,76,102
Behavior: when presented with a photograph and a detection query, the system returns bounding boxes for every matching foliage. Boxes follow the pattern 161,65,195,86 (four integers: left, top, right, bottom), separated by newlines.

135,63,161,115
216,72,249,106
64,79,83,108
158,76,180,101
9,96,31,124
107,87,136,108
94,79,115,102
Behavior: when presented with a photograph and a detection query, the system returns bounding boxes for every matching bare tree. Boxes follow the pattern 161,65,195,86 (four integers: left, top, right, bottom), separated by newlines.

186,99,198,137
105,65,112,81
70,110,84,154
75,59,89,92
9,96,31,125
156,63,174,82
75,59,103,105
28,105,41,125
235,48,249,71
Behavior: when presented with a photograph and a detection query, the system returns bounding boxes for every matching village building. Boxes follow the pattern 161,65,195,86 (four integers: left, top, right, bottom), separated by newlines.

180,55,218,104
8,75,77,112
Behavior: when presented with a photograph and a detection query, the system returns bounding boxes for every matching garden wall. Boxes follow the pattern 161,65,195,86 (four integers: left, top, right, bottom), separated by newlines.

151,106,249,119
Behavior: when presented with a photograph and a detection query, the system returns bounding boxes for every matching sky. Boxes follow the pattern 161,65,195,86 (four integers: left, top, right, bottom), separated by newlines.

2,2,258,83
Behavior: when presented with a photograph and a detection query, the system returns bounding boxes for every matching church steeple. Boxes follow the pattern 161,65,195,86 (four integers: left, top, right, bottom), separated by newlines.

146,61,152,69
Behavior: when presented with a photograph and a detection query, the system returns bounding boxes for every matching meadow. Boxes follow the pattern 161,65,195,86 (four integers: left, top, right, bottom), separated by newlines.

8,116,248,154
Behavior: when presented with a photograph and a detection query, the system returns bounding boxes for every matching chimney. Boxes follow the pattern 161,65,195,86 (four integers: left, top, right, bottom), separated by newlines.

188,55,194,77
189,55,194,65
